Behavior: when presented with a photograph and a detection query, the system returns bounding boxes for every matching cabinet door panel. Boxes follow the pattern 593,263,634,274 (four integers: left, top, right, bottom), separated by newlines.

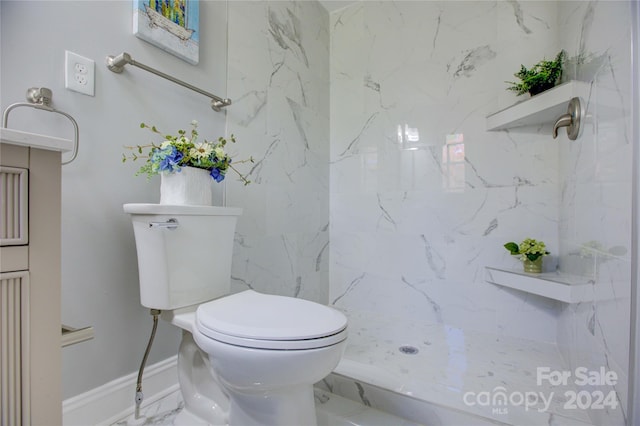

0,166,28,246
0,271,30,426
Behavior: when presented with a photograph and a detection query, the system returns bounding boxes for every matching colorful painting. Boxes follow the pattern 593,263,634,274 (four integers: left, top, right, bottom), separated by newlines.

133,0,199,65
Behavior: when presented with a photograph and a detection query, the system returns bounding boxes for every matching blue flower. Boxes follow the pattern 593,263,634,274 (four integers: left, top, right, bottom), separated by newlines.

210,167,225,182
152,145,183,173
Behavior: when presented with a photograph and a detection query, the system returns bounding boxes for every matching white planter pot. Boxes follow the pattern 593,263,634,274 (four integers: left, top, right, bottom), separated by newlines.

160,166,213,206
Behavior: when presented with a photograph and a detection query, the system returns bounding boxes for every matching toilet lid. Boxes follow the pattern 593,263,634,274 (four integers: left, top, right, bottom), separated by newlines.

196,290,347,350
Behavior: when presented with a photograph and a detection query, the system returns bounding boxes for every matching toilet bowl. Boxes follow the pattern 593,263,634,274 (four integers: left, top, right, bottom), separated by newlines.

193,290,347,425
124,203,347,426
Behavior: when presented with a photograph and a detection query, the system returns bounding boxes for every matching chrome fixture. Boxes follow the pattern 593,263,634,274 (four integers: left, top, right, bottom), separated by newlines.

552,97,582,140
106,52,232,112
149,218,179,230
2,87,80,164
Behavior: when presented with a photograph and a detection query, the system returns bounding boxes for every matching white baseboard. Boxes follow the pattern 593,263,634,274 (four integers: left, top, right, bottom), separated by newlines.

63,355,179,426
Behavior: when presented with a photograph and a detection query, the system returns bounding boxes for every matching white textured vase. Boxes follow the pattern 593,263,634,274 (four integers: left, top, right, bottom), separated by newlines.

160,166,213,206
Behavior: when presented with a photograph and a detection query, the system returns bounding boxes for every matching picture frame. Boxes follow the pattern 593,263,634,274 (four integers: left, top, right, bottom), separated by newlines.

133,0,199,65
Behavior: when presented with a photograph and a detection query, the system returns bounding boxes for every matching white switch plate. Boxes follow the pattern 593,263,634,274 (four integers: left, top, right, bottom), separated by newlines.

65,51,95,96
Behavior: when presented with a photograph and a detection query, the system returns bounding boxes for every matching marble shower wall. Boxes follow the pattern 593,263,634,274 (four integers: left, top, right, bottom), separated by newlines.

556,2,633,425
329,1,563,341
226,1,331,303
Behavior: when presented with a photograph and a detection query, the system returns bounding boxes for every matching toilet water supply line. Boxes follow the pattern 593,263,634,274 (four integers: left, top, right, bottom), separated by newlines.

134,309,161,421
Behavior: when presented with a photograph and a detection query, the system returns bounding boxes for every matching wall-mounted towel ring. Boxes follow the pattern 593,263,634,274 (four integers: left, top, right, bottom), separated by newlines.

552,97,582,141
2,87,80,164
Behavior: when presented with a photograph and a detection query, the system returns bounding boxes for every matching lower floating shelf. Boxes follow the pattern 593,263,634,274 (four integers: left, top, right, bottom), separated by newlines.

485,266,599,303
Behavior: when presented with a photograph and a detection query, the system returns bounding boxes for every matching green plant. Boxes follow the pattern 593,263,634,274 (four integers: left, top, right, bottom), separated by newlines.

504,238,550,262
122,120,253,185
506,50,565,96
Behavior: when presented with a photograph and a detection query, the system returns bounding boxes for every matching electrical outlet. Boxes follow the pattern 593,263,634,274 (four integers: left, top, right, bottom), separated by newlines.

65,50,95,96
75,74,87,85
75,63,88,74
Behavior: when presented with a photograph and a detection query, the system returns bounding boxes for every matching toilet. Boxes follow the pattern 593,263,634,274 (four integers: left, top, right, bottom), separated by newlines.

123,203,347,426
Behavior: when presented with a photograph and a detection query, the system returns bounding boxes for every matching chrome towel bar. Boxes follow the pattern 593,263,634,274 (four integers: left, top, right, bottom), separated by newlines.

106,52,232,112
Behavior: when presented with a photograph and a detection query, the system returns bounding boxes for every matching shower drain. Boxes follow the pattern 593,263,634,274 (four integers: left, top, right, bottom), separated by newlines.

398,345,419,355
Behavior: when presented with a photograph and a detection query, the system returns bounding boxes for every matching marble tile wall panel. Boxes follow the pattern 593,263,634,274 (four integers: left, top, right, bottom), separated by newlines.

329,1,562,341
226,1,330,303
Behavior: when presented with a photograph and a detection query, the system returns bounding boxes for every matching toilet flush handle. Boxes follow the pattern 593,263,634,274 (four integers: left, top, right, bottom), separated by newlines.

148,218,179,230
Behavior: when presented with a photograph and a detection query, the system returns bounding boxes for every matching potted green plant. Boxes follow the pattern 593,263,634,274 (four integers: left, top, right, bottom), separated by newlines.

506,50,565,96
504,238,550,273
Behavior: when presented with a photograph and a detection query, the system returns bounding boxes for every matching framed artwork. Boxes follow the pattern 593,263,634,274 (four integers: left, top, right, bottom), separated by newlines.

133,0,199,65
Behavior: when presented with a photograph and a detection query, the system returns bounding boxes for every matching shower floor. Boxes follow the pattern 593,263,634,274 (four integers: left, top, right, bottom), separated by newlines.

329,310,597,426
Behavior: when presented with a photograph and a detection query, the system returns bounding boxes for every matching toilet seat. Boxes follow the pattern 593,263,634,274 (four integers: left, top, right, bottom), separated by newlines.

195,290,347,350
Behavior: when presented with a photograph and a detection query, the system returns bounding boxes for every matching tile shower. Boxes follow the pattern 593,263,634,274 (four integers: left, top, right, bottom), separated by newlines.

224,1,634,425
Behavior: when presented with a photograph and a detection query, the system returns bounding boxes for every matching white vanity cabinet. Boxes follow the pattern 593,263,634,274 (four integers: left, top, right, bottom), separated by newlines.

1,128,72,426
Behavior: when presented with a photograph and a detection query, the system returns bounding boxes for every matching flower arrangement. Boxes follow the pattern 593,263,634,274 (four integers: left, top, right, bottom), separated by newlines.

504,238,550,262
123,120,252,185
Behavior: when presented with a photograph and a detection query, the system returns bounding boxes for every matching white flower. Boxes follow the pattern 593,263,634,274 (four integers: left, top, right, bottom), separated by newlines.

214,147,225,159
160,140,173,148
190,142,214,159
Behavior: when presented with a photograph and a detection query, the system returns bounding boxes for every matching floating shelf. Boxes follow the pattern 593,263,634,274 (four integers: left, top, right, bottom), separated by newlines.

485,266,602,303
486,81,589,131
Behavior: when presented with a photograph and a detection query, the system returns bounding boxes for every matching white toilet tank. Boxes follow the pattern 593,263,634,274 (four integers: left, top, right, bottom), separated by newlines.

123,203,242,310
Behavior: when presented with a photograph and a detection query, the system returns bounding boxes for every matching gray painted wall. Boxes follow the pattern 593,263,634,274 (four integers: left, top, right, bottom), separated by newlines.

0,0,229,398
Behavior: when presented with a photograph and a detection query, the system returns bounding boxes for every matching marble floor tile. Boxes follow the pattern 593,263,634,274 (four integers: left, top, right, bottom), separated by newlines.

112,387,420,426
